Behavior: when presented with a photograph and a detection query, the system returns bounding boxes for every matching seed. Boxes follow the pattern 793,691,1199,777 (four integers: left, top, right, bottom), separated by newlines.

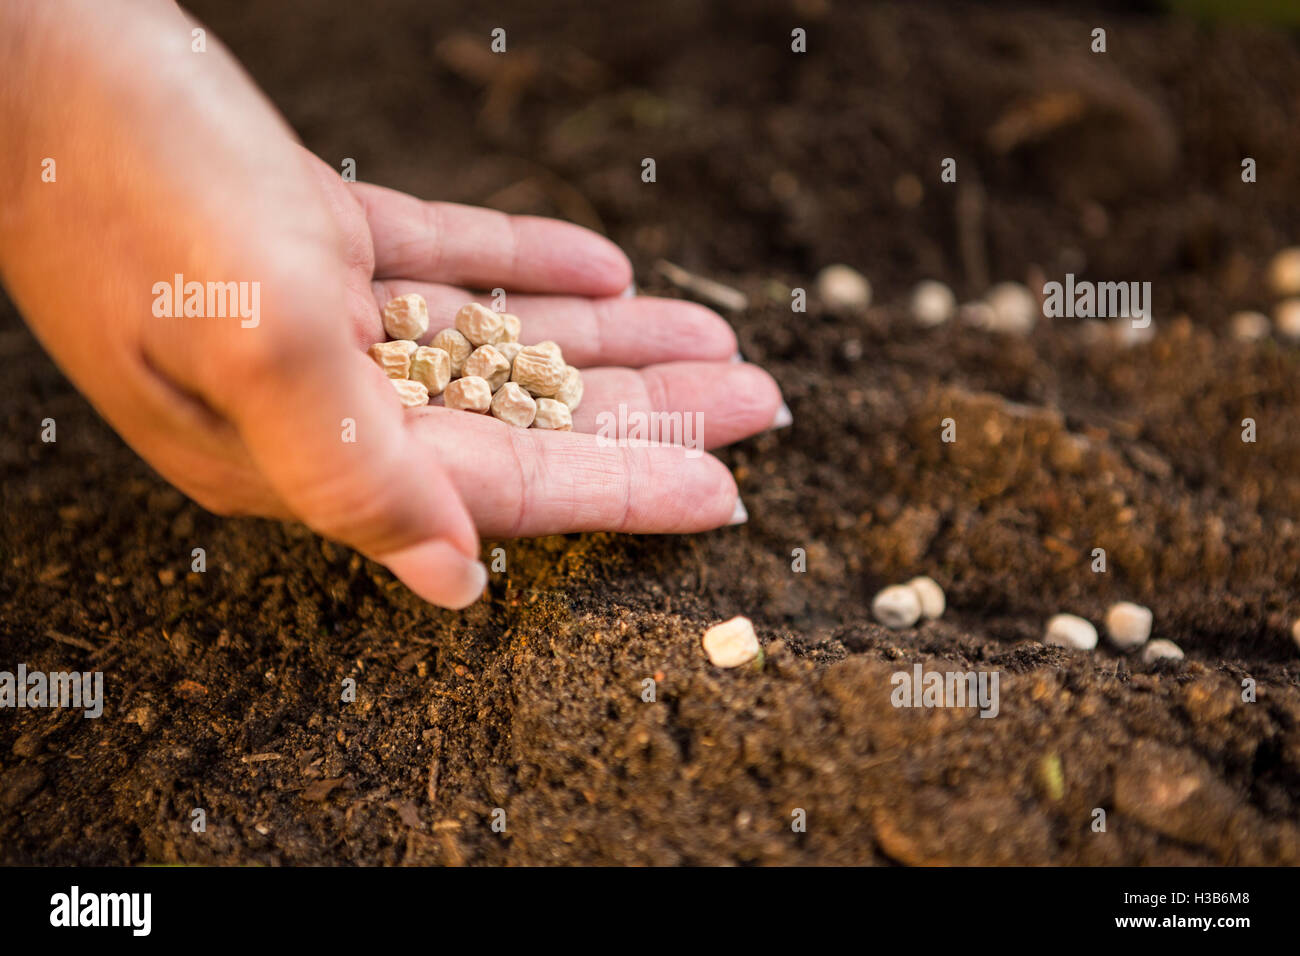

701,616,760,668
463,344,511,391
814,264,871,310
984,282,1038,334
496,341,523,365
511,342,568,397
409,346,451,395
872,585,922,629
1104,601,1152,649
1044,613,1097,651
553,365,584,410
1274,298,1300,341
530,340,564,361
381,293,429,341
390,378,429,408
454,302,505,347
1290,619,1300,651
430,328,473,376
1141,638,1184,664
1267,247,1300,296
443,376,492,413
369,339,417,379
910,280,956,327
497,313,521,343
1229,310,1270,342
906,576,945,619
959,300,996,329
532,397,573,431
490,382,537,428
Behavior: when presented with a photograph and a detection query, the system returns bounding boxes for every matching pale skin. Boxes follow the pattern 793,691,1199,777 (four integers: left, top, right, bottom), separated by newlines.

0,0,786,608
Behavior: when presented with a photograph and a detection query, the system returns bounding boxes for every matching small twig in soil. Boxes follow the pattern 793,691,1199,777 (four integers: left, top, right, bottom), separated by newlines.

44,629,99,652
987,91,1087,154
655,260,748,312
427,729,443,805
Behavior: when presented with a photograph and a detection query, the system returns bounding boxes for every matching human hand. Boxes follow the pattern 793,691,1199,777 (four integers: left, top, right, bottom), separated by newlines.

0,0,786,609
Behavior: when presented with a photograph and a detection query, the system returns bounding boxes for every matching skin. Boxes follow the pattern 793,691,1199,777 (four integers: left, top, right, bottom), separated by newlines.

0,0,785,608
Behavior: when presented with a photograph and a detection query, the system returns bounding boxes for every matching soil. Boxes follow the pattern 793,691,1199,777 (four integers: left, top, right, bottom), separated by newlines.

3,0,1300,865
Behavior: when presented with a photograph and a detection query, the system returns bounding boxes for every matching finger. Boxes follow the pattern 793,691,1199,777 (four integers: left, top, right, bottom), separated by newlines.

570,361,786,448
353,182,632,296
112,338,287,517
208,288,487,609
408,407,744,538
372,279,738,368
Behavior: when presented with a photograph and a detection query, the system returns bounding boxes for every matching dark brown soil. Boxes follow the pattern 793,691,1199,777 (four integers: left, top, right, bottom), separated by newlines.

3,0,1300,865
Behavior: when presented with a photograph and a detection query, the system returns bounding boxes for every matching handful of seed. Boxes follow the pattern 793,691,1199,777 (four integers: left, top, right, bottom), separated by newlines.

368,295,581,430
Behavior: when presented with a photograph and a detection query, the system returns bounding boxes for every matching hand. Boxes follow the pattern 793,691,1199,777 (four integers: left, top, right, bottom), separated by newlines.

0,0,786,608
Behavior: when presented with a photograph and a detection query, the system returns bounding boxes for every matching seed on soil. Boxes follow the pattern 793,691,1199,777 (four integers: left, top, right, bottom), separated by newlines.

1274,298,1300,341
873,584,922,629
490,382,538,428
906,576,945,619
454,302,505,347
1044,613,1097,651
431,327,473,376
512,342,568,397
532,397,573,430
959,300,996,329
381,292,430,341
1104,601,1152,649
1267,247,1300,296
701,615,760,667
1142,638,1184,664
814,264,871,310
1291,619,1300,651
1229,310,1270,342
910,280,956,327
409,346,451,395
984,282,1038,334
369,339,417,379
444,375,492,413
390,378,430,408
463,344,512,391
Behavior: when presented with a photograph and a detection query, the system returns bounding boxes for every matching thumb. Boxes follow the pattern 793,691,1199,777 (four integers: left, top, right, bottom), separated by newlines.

228,331,487,609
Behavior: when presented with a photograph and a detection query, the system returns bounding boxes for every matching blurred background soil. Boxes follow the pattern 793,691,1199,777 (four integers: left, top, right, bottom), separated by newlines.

3,0,1300,864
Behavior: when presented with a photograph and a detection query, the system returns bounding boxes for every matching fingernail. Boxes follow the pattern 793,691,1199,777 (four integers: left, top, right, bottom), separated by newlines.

621,281,637,299
462,559,489,604
727,496,748,525
382,541,487,610
769,401,793,430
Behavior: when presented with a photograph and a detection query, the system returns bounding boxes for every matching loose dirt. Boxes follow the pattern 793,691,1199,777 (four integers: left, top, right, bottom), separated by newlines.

3,0,1298,864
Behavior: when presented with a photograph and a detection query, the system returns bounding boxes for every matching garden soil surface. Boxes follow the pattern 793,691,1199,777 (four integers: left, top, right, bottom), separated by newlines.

3,0,1300,865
